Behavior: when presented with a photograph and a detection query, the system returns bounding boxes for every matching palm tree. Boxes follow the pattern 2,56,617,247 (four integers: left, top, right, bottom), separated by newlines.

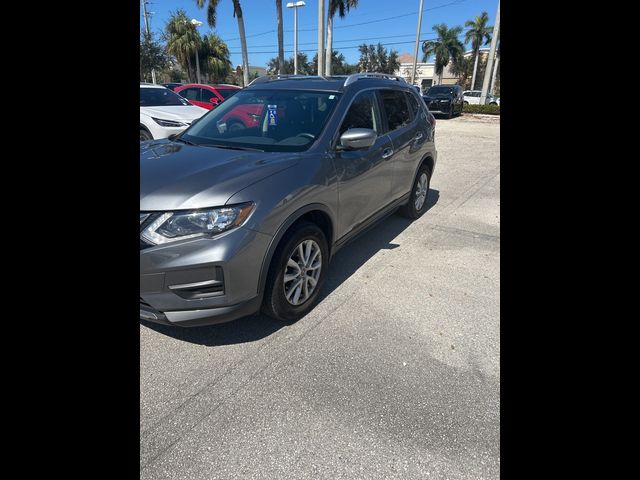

464,12,492,90
276,0,284,74
196,0,250,86
422,24,465,85
201,33,232,83
325,0,358,75
165,10,201,82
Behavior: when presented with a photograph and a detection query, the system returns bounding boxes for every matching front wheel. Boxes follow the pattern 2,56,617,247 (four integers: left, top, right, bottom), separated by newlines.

400,165,431,219
140,128,153,141
262,222,329,323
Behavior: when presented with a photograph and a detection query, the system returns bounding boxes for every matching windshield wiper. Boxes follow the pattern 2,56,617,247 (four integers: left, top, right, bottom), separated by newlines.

174,137,197,146
201,143,265,152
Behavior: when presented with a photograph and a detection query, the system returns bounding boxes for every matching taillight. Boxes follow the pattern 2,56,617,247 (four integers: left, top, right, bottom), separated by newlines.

428,112,436,128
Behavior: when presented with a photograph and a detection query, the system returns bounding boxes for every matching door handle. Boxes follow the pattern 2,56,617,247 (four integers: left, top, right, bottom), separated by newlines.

414,132,424,141
382,148,394,159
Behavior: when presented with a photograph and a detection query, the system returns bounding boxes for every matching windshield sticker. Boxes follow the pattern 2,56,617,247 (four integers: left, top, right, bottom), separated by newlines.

267,105,278,126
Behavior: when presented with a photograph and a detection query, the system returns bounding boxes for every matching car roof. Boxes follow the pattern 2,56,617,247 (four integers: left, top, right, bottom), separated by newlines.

140,83,169,89
244,74,412,93
176,83,241,90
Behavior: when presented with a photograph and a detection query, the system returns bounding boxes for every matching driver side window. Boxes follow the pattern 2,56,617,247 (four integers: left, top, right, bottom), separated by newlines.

339,91,381,136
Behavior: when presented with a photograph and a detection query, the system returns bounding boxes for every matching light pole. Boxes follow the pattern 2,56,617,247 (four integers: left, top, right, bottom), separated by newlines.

480,0,499,104
191,19,203,84
411,0,425,86
286,1,306,75
317,0,325,76
141,0,156,84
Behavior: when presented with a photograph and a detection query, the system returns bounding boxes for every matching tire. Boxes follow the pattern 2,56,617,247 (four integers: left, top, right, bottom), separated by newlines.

400,164,431,219
140,128,153,141
464,101,469,105
447,104,454,119
227,119,245,132
262,221,329,323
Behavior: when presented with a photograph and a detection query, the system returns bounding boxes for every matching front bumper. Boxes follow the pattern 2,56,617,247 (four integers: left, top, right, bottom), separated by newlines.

140,225,273,327
426,101,451,114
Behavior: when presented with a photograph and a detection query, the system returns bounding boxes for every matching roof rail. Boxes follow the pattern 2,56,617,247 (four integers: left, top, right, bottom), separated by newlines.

248,74,328,86
343,72,407,87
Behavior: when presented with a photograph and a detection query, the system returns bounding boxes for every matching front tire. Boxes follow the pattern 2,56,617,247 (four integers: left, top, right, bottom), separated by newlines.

262,221,329,323
140,128,153,141
400,164,431,219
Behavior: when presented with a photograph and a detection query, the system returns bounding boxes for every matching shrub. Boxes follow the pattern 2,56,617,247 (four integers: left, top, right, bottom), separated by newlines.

462,104,500,115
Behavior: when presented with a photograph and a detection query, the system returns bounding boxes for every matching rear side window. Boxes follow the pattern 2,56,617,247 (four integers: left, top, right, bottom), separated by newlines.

339,91,381,135
405,92,421,120
181,88,200,102
380,90,411,132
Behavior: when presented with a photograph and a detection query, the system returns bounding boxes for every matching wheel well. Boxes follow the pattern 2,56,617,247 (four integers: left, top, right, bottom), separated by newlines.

292,210,333,250
421,156,434,177
140,124,151,133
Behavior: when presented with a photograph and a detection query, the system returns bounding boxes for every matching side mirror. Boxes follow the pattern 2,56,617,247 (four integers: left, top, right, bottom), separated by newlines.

338,128,377,150
210,97,219,105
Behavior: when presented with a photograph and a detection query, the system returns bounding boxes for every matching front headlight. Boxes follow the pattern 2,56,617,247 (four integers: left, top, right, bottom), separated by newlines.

152,117,188,128
141,203,255,245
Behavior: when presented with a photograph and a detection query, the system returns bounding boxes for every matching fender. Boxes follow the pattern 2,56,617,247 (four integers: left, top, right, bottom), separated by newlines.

256,202,336,296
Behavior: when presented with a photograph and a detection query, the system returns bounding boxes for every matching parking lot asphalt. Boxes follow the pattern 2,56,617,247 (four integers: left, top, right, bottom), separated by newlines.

140,113,500,480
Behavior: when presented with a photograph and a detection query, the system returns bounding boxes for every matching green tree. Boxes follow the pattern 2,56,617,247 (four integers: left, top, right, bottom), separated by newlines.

357,43,399,74
267,52,312,75
200,33,232,83
164,9,201,82
312,50,357,75
140,32,168,82
464,12,492,90
196,0,250,86
325,0,359,75
422,24,465,85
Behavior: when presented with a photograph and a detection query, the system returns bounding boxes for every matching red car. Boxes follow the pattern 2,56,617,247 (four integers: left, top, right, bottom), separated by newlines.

174,83,241,110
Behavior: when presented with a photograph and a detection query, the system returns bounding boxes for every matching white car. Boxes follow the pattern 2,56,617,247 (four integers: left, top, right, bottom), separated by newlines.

462,90,500,106
140,84,208,141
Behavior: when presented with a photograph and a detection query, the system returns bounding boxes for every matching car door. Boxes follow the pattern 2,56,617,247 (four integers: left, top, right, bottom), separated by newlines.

179,87,210,110
333,89,394,239
379,89,422,200
203,87,222,109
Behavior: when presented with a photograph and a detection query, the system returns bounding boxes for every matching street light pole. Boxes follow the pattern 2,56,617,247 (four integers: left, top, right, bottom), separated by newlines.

411,0,425,86
480,0,499,104
141,0,156,84
286,2,306,75
191,19,203,84
317,0,325,76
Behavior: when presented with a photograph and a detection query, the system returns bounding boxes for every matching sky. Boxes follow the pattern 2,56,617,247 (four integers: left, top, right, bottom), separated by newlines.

141,0,499,68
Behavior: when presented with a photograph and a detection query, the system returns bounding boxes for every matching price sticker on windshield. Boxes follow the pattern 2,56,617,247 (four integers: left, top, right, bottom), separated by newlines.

267,105,278,126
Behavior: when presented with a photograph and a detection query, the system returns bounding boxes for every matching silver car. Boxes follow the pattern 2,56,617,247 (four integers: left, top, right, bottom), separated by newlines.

140,73,437,327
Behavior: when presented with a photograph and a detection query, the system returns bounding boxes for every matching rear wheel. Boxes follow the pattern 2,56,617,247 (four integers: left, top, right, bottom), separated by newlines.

400,164,431,219
262,222,329,323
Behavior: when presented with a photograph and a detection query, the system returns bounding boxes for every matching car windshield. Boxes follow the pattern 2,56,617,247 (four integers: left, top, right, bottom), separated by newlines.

140,87,190,106
217,88,240,100
426,86,454,95
182,89,341,152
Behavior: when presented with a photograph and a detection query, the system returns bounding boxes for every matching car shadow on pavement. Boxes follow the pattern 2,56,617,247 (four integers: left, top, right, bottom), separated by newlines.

141,189,440,346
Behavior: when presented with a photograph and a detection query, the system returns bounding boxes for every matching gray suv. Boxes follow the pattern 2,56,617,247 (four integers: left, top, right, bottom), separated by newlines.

140,73,437,327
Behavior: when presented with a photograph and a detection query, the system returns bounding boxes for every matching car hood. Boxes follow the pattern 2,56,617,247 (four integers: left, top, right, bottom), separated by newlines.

140,140,300,211
140,105,207,123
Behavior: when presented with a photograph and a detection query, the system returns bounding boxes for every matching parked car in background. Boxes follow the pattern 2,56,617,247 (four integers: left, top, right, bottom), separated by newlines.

161,83,184,91
140,73,437,327
423,85,464,118
140,84,208,141
174,83,242,110
462,90,500,106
